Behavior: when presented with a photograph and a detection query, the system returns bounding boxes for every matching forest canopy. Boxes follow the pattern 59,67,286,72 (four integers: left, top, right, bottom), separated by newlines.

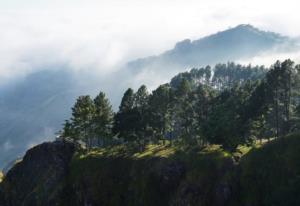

59,60,300,152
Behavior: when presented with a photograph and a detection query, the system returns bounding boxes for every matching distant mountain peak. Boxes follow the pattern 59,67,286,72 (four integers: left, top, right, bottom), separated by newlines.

174,39,192,51
127,24,291,71
224,24,287,41
229,24,267,33
234,24,256,30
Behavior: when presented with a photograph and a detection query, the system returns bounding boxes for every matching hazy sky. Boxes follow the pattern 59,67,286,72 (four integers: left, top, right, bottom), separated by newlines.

0,0,299,84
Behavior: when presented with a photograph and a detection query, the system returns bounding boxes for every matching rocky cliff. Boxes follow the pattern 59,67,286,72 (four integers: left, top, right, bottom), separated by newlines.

1,134,300,206
0,140,75,206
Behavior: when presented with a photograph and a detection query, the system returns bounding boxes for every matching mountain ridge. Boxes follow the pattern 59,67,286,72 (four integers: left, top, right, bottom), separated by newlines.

127,24,290,71
0,24,296,169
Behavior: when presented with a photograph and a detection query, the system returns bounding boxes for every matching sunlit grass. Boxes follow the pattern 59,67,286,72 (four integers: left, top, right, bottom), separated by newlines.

0,171,3,183
78,142,178,160
80,142,235,160
76,137,277,162
133,143,177,158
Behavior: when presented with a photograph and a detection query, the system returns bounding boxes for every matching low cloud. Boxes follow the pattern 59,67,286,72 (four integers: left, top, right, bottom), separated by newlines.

238,43,300,67
0,0,300,87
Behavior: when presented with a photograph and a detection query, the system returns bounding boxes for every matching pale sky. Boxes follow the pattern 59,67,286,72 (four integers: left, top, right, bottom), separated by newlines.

0,0,299,84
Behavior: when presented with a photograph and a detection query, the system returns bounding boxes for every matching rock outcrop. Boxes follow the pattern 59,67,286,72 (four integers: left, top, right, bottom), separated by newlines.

0,140,75,206
2,134,300,206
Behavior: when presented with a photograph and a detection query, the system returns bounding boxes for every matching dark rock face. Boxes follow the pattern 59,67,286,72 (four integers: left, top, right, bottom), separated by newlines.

0,141,237,206
160,161,186,188
1,135,300,206
0,140,75,206
171,158,235,206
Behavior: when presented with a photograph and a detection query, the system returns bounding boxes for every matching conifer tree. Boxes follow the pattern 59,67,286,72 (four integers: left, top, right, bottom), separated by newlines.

114,88,141,141
93,92,114,146
71,95,95,148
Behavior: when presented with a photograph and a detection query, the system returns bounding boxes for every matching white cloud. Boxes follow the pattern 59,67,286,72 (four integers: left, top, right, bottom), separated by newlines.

0,0,299,86
239,50,300,68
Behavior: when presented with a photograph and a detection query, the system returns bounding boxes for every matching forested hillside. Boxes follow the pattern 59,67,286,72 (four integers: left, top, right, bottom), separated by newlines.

0,24,295,169
60,60,300,151
1,59,300,206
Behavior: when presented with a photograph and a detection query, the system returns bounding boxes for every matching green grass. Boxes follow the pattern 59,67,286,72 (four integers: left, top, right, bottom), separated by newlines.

79,141,241,160
0,171,3,183
133,143,177,158
78,143,178,160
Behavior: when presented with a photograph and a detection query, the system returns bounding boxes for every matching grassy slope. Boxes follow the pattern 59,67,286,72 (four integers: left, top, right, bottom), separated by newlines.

0,172,3,183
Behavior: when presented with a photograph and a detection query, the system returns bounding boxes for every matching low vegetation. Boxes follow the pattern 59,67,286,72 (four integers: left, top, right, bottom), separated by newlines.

0,172,3,183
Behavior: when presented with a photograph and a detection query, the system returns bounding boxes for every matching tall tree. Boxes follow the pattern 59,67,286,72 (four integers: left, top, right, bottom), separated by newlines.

148,84,173,141
193,85,215,144
265,60,296,137
204,83,255,151
281,60,294,134
61,120,76,140
113,88,141,142
71,95,95,148
134,85,149,109
172,79,194,141
93,92,114,146
134,85,150,143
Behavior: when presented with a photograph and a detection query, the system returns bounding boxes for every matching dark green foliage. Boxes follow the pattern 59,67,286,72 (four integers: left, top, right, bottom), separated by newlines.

114,88,145,142
212,62,266,89
134,85,150,141
61,120,76,139
148,84,173,141
204,89,243,151
262,59,299,137
92,92,114,145
70,95,95,145
60,59,300,152
170,66,212,89
61,92,114,148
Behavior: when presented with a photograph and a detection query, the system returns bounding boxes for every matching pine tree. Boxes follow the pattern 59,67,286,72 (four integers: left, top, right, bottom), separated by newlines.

173,79,193,141
148,84,173,142
61,120,76,140
93,92,114,146
71,95,95,148
113,88,140,142
134,85,149,109
134,85,150,144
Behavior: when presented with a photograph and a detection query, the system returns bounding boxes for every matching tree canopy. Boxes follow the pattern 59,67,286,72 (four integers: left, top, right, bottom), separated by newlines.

60,60,300,151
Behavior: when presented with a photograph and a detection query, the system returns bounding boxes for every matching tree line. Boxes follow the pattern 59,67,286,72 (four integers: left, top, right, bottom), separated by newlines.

60,60,300,151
